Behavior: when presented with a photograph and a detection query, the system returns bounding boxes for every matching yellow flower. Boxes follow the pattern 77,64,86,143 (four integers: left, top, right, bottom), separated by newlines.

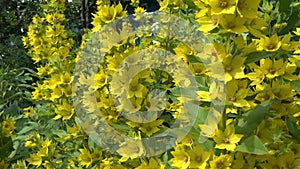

293,28,300,36
246,69,265,86
209,154,233,169
259,58,285,79
25,140,37,148
0,160,9,169
117,138,144,158
257,34,281,52
134,7,146,13
196,14,220,33
174,42,193,63
130,0,140,6
278,151,300,169
94,71,107,90
199,110,220,140
283,62,300,80
114,2,127,18
272,81,295,100
139,119,164,137
53,99,74,120
281,33,300,51
226,79,250,108
60,72,73,84
254,84,275,102
170,147,190,169
1,120,16,138
231,152,245,168
209,0,237,15
128,78,147,98
246,18,265,38
218,53,246,82
78,148,93,167
237,0,260,18
26,153,42,167
136,158,162,169
201,18,220,33
159,0,169,11
198,81,225,102
99,5,116,23
187,144,211,169
213,125,243,151
219,14,248,34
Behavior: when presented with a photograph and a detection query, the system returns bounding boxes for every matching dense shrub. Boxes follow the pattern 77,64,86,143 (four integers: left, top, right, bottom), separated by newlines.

1,0,300,168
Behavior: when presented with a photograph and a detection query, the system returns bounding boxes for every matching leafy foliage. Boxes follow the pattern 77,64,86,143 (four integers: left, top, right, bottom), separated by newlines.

1,0,300,168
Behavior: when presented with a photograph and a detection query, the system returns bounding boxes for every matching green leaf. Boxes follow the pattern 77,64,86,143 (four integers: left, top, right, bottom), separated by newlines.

286,116,300,143
88,137,95,150
280,8,300,35
236,135,268,155
3,101,19,116
18,126,34,135
245,52,274,64
291,80,300,92
52,130,67,138
169,87,199,98
187,106,209,139
0,137,13,158
279,0,292,13
235,100,271,135
200,139,215,152
162,152,169,163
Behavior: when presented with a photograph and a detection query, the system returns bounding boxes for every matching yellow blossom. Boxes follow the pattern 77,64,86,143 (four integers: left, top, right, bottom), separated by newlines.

128,78,147,98
134,7,146,13
117,138,144,158
53,99,74,120
259,58,285,79
213,125,243,151
187,144,211,168
1,119,16,138
237,0,260,18
246,69,265,86
136,158,162,169
170,148,190,169
78,148,93,167
139,119,164,137
226,79,250,108
26,153,42,167
209,0,237,15
219,14,248,34
209,154,233,169
256,34,281,52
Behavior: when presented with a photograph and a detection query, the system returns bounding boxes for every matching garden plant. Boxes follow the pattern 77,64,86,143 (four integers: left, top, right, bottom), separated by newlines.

1,0,300,168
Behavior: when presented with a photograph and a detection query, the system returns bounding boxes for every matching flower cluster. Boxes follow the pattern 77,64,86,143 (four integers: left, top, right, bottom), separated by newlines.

3,0,300,168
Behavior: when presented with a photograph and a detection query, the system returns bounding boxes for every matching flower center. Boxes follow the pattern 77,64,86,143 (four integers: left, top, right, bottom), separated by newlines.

100,77,106,83
219,0,229,8
223,137,230,143
196,155,202,162
211,17,219,26
229,96,236,102
267,44,276,50
269,68,276,74
134,146,140,153
217,162,225,169
225,65,232,72
183,156,189,163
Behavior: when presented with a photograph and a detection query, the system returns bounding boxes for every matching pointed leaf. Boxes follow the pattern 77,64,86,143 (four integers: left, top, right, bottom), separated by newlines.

245,52,273,64
279,0,292,13
286,116,300,143
291,80,300,92
235,101,271,135
236,135,268,155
